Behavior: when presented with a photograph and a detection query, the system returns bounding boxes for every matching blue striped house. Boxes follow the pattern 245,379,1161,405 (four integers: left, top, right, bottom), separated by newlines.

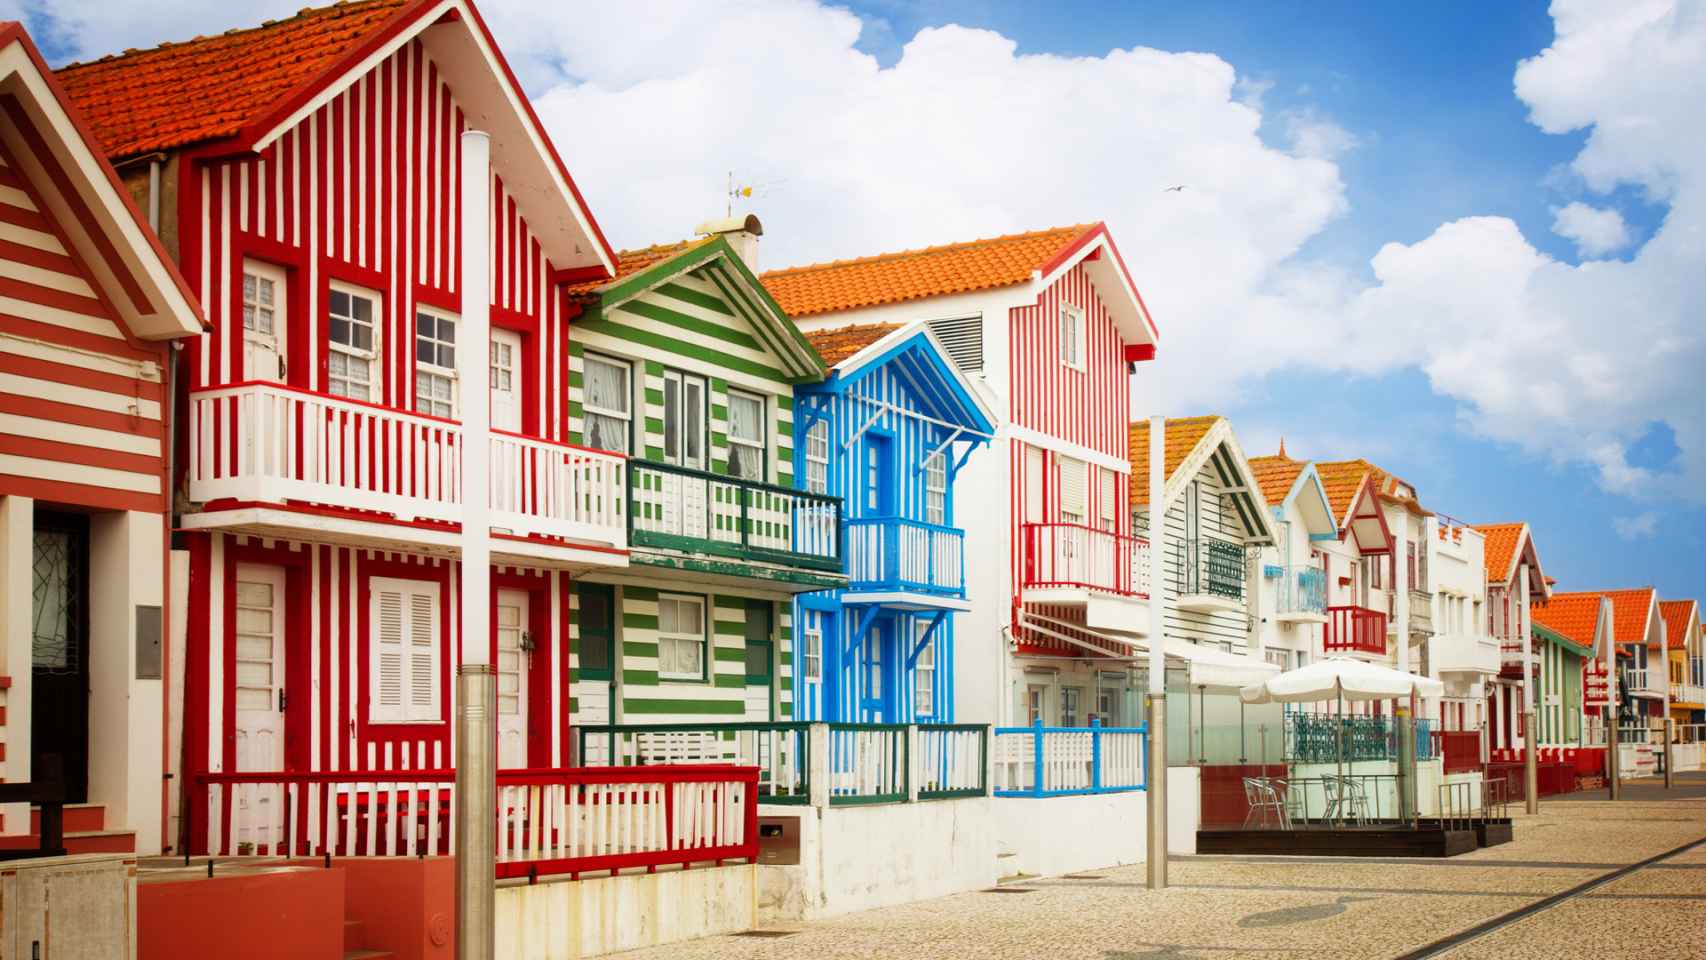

789,322,995,723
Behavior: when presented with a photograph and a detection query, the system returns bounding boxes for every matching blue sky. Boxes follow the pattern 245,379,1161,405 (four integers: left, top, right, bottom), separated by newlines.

843,0,1696,598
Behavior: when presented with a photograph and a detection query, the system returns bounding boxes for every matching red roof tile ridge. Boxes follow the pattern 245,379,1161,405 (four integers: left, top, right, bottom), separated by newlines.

759,223,1095,279
58,0,401,71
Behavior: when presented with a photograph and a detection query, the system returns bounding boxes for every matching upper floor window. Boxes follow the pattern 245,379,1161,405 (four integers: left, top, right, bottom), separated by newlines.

1060,302,1085,370
583,354,631,454
242,262,286,381
1099,470,1118,532
924,451,947,525
657,593,707,681
804,420,830,495
328,285,379,401
663,369,707,469
414,308,456,418
727,389,766,480
801,611,824,682
1057,455,1087,525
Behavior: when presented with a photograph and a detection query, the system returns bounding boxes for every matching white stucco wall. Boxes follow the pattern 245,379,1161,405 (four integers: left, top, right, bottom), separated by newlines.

994,791,1146,878
87,510,164,854
759,797,998,922
495,864,756,958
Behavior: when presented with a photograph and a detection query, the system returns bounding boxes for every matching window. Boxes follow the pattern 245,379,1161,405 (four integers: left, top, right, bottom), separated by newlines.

328,285,379,401
243,269,279,338
928,316,983,373
1265,648,1290,670
1096,687,1118,724
1099,470,1118,532
657,594,706,681
924,452,947,525
242,262,287,381
1057,456,1087,524
1060,686,1083,727
583,354,631,454
1367,555,1383,591
804,420,830,495
914,625,935,717
727,389,766,480
1026,684,1046,725
663,370,706,468
801,612,823,682
369,577,440,724
1059,302,1085,369
865,630,883,704
414,308,456,417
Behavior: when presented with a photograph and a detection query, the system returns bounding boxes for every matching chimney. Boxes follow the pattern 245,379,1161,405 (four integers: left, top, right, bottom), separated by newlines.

694,213,762,270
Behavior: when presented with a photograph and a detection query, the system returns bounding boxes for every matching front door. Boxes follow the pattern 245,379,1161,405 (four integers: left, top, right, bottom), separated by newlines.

862,433,895,517
574,583,617,762
496,588,529,768
30,512,89,803
490,328,522,433
862,618,892,721
233,563,287,847
744,600,775,721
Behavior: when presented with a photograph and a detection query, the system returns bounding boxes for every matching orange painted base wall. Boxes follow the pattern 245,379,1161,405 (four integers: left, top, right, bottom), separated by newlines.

286,857,456,960
140,868,345,960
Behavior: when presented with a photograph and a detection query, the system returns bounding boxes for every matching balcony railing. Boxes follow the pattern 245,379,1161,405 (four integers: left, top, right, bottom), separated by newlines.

1624,668,1651,695
844,517,964,597
1020,522,1150,598
1284,715,1436,763
1179,538,1244,601
993,719,1147,797
1270,563,1326,618
628,460,841,571
1324,605,1389,655
1668,681,1705,705
188,382,626,546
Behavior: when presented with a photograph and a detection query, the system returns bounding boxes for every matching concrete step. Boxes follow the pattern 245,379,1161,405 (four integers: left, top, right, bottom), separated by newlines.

0,829,136,855
344,920,365,952
32,803,106,834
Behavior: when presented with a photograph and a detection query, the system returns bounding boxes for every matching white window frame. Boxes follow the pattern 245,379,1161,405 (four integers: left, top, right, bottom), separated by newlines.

662,369,707,469
804,420,830,495
657,593,708,682
801,611,823,683
1060,301,1085,371
1058,455,1087,525
1060,685,1083,727
582,353,633,455
328,282,381,402
413,305,457,418
242,260,286,378
368,576,441,725
924,451,947,526
913,621,935,717
726,388,767,481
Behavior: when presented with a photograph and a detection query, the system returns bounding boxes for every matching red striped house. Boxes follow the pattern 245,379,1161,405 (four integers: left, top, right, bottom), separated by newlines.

764,223,1160,727
0,21,203,855
53,0,626,855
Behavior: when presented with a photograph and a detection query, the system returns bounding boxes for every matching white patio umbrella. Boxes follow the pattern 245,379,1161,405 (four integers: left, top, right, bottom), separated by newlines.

1239,657,1445,797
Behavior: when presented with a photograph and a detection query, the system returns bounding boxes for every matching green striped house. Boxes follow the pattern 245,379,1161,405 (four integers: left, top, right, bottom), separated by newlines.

563,223,843,729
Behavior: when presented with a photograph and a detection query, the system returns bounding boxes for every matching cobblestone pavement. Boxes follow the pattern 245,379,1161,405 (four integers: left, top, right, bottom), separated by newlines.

617,788,1706,960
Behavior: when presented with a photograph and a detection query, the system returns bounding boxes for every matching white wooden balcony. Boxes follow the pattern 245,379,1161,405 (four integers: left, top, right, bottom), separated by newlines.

1430,632,1501,676
185,382,627,567
1020,522,1150,636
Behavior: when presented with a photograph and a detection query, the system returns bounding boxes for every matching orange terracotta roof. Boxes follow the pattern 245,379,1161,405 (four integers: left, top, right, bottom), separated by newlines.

1247,454,1307,506
1659,600,1697,651
1596,588,1658,650
1313,460,1374,524
1473,523,1526,583
1129,416,1221,506
562,238,710,299
55,0,411,160
803,324,901,367
1532,593,1604,648
759,224,1095,318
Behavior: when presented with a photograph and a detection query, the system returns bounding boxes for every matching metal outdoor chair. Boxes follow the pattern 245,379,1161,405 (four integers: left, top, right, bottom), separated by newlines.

1323,776,1368,826
1242,777,1290,830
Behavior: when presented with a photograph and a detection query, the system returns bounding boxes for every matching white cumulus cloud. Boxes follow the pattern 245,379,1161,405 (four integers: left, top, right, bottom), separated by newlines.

1551,201,1631,257
1613,511,1660,541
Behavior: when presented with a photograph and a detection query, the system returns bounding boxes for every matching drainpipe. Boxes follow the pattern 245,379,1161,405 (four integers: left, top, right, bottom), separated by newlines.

455,130,496,960
1145,415,1167,889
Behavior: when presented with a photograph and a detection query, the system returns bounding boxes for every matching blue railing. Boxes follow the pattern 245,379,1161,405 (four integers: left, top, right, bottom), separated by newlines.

844,516,964,597
1285,714,1438,763
993,719,1148,797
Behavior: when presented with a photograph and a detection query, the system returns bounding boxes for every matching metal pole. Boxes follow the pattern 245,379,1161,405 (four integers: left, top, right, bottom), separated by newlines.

1396,699,1416,824
1518,563,1538,815
455,129,495,960
1607,708,1621,799
1664,718,1674,789
1146,415,1167,890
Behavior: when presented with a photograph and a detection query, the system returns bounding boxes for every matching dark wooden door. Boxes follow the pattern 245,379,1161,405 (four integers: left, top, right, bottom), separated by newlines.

31,511,89,803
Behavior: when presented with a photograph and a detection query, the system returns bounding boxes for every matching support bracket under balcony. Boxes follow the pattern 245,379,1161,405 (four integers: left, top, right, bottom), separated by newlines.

907,610,948,667
844,604,883,662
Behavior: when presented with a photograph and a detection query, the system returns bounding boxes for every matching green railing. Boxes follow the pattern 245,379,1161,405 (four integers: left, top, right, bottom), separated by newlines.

1181,538,1245,600
628,460,843,571
828,723,909,805
575,722,812,804
917,724,988,800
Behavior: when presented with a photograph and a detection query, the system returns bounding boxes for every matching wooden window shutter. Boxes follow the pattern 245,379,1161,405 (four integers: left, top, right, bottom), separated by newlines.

1059,456,1087,521
407,589,439,722
372,585,406,724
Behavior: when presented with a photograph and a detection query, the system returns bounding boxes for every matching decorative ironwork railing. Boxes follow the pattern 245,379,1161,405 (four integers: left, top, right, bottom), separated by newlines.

844,517,964,596
628,459,842,571
1180,538,1244,600
1019,522,1150,597
1284,714,1436,764
992,719,1147,797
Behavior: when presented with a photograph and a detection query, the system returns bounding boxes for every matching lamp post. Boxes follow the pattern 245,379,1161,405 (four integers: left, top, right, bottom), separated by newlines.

1146,415,1167,890
455,129,496,960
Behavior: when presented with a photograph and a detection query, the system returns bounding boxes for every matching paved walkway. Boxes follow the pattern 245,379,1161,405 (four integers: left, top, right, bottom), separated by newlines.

618,783,1706,960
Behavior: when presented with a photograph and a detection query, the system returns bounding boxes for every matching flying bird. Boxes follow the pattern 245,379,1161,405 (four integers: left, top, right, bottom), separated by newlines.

1163,185,1186,192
